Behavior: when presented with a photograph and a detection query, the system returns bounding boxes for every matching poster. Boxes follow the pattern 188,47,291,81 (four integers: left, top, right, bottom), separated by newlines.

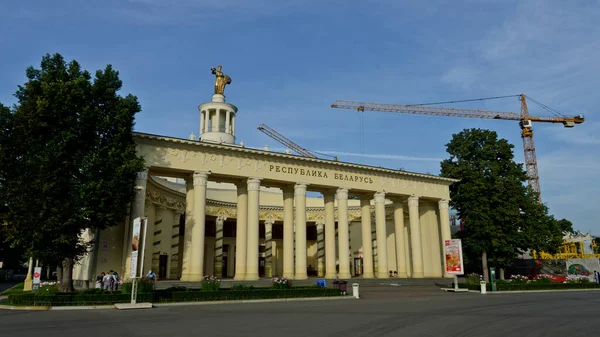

130,217,142,278
33,266,42,291
445,239,464,275
566,258,600,281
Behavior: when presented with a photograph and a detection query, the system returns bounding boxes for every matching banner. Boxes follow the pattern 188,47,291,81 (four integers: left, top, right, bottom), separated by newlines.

566,258,600,281
32,266,42,291
445,239,464,275
130,217,142,278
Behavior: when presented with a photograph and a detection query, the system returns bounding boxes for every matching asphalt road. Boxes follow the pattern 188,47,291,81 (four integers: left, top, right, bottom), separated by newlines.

1,286,599,337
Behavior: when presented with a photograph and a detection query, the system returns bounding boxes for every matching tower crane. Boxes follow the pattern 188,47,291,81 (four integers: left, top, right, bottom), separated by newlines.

330,94,584,202
257,123,338,161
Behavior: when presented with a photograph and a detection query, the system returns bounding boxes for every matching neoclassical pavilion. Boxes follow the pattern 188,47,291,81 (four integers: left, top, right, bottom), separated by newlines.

74,70,458,284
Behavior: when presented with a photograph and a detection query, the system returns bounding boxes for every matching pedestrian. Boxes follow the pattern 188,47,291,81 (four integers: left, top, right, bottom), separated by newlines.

96,272,104,289
110,270,120,291
594,271,599,283
146,270,157,289
103,272,113,291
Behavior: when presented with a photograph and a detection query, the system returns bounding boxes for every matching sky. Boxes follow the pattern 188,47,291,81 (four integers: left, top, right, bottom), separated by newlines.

1,0,598,233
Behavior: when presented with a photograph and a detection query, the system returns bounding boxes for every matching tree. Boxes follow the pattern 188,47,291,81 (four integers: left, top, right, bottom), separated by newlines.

0,53,145,292
440,128,559,281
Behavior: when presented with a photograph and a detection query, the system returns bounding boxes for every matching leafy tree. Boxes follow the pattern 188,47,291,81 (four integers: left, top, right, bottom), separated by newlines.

440,128,565,281
0,53,144,292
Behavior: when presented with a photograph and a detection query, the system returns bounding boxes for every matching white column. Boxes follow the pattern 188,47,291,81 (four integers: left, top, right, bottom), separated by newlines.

214,215,226,278
360,197,374,278
125,168,148,280
316,222,325,277
234,183,248,280
189,171,209,281
215,109,221,132
245,177,261,280
324,191,337,279
225,110,231,134
393,200,408,278
337,188,351,279
264,220,274,277
438,199,452,278
294,183,308,280
200,111,205,134
232,115,236,135
374,191,389,278
180,178,194,281
282,187,295,278
408,195,424,278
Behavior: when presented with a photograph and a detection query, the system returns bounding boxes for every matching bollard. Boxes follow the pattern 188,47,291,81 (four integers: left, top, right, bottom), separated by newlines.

480,281,487,294
352,283,360,299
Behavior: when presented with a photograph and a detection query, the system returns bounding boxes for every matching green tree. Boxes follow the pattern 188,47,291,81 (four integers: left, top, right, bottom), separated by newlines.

441,128,538,281
0,53,145,292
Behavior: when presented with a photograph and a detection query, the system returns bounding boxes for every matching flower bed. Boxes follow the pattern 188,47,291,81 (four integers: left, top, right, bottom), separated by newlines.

6,287,342,306
459,282,600,291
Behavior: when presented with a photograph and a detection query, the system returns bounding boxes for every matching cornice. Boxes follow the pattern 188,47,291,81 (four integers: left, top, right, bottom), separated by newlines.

133,132,459,184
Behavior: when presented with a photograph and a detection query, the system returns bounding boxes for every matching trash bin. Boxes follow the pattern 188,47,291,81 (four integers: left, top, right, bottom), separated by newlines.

316,279,326,287
480,281,487,294
339,281,348,295
352,283,360,298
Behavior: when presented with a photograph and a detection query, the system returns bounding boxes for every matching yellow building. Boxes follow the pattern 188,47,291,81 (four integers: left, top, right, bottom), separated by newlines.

74,70,457,285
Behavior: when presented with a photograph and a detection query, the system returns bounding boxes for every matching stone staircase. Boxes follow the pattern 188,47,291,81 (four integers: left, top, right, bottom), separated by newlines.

155,277,452,290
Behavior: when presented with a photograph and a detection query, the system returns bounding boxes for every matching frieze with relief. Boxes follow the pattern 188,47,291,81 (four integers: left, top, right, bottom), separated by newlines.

146,187,185,213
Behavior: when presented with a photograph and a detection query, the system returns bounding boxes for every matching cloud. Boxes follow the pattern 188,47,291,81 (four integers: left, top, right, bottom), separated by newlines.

440,66,479,90
550,122,600,145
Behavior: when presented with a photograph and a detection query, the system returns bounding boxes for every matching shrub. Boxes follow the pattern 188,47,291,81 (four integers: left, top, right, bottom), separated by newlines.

121,279,154,294
201,276,221,291
7,288,342,306
272,276,293,289
466,273,482,285
165,285,189,292
231,284,255,291
36,281,60,296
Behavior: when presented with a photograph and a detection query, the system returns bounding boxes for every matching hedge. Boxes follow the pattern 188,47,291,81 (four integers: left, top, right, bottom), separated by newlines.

459,282,600,291
7,288,342,306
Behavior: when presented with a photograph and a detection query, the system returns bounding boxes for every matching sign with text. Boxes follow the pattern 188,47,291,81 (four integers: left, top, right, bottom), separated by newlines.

130,217,142,278
444,239,464,275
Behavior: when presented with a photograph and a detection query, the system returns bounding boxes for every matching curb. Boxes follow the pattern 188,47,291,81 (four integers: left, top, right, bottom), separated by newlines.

152,295,356,307
0,296,356,311
482,288,600,294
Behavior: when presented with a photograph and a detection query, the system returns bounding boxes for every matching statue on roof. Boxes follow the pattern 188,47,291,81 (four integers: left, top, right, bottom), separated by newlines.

211,65,232,95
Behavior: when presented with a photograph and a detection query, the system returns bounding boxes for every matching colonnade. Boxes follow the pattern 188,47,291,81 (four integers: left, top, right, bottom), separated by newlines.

132,169,452,281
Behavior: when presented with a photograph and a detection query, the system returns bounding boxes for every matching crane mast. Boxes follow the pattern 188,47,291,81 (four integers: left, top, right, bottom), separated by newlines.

519,94,541,200
331,94,585,203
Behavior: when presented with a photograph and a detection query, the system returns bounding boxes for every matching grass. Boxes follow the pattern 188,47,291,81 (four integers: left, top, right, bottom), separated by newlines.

1,282,24,295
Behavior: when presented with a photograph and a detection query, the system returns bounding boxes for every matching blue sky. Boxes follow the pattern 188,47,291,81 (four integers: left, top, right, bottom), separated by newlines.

1,0,598,233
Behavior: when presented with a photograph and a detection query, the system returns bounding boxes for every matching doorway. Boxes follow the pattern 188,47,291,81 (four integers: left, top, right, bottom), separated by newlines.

159,254,168,279
354,257,363,277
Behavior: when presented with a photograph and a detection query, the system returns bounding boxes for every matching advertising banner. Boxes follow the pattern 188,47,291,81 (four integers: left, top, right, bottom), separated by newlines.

32,266,42,291
445,239,464,275
130,217,142,278
566,258,600,281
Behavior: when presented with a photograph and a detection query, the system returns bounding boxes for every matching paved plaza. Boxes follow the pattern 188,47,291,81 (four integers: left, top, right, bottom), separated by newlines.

1,286,599,336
